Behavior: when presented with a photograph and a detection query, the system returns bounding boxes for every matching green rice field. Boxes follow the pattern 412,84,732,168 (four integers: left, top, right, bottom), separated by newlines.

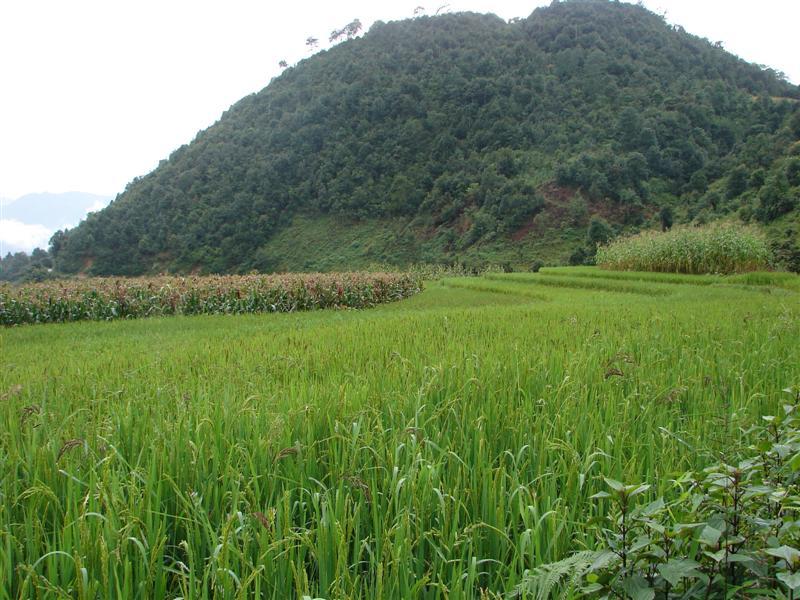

1,267,798,598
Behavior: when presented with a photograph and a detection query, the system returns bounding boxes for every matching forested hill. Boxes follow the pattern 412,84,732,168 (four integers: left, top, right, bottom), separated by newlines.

51,0,800,275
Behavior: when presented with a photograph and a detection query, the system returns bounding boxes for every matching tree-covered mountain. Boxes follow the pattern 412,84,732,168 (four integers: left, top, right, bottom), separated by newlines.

0,192,111,281
51,0,800,275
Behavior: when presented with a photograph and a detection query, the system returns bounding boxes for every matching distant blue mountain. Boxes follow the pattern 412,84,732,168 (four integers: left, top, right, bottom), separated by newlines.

2,192,112,230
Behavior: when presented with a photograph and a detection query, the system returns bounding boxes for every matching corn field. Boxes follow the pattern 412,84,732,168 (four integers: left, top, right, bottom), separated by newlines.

0,273,421,326
596,224,771,274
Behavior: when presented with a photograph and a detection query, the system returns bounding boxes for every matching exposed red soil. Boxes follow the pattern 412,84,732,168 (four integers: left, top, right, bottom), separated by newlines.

511,220,538,241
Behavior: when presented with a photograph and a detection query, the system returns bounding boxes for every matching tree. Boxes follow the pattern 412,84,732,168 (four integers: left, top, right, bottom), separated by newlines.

787,158,800,187
567,195,589,226
345,19,363,39
0,247,54,283
330,19,362,43
616,107,643,151
305,37,319,50
726,165,749,199
278,59,288,68
49,230,66,255
789,110,800,139
569,246,589,265
750,168,766,189
757,171,795,221
772,228,800,273
586,217,613,248
657,206,673,231
688,170,708,194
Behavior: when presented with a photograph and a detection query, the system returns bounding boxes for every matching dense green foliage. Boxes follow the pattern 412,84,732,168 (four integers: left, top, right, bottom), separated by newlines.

596,224,771,274
0,250,54,283
0,273,420,326
48,0,800,276
1,269,798,597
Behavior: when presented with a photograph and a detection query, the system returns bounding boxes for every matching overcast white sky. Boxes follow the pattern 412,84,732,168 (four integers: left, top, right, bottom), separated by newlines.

0,0,798,202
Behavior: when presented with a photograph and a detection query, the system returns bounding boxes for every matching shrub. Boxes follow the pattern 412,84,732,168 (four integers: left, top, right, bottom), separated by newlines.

596,224,771,274
529,260,544,273
727,165,750,199
786,158,800,187
569,246,591,266
757,172,796,222
587,217,613,248
517,388,800,599
659,206,674,231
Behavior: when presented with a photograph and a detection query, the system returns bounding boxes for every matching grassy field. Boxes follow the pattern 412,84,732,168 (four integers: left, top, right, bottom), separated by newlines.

1,268,798,598
251,213,581,273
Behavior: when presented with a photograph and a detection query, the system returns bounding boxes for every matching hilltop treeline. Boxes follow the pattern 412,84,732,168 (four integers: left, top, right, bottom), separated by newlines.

48,0,800,275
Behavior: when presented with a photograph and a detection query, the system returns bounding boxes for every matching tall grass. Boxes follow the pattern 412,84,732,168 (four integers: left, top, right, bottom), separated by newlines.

1,272,797,598
596,224,771,274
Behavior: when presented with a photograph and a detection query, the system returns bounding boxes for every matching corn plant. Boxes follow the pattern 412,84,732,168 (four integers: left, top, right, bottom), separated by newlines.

596,224,771,274
0,272,422,326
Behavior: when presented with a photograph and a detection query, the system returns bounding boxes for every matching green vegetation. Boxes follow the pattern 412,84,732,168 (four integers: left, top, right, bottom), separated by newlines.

0,273,420,326
2,268,798,598
0,249,54,283
524,392,800,598
596,224,771,274
237,214,581,275
538,265,800,292
41,0,799,276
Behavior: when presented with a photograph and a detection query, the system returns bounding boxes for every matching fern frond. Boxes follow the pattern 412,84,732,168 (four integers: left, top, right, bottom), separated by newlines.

511,550,617,599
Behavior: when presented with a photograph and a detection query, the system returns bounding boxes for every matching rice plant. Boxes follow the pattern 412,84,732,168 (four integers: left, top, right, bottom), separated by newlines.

0,270,797,598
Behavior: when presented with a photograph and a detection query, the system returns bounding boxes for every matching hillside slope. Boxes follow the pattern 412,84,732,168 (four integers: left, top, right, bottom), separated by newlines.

52,0,800,275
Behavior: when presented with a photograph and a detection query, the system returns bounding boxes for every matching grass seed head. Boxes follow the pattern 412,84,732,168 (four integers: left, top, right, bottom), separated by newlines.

252,511,271,530
1,384,23,401
274,446,299,462
345,476,372,503
20,405,40,424
57,438,85,461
